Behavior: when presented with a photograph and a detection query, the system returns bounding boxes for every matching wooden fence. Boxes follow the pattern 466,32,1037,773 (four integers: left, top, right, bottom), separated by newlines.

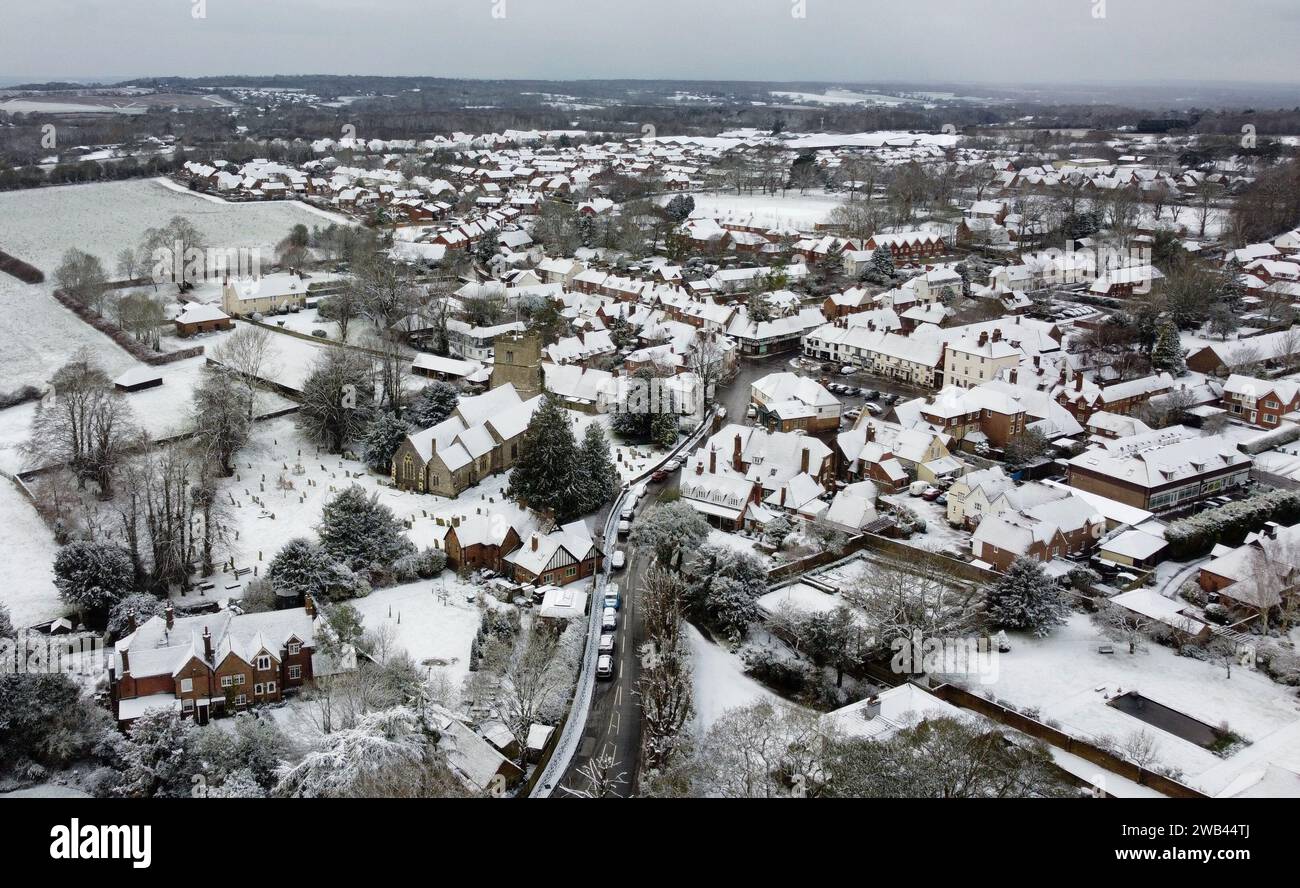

929,683,1209,798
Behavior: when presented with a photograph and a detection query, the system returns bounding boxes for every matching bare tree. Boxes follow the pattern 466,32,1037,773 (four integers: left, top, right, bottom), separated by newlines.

213,325,276,420
1092,601,1154,655
25,351,136,497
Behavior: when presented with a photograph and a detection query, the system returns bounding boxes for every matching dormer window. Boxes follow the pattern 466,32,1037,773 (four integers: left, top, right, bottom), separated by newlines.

288,642,301,656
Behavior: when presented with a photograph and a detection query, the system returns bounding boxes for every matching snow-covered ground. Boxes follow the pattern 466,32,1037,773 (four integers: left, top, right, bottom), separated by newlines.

350,575,500,693
0,179,352,390
687,624,788,734
959,613,1300,792
882,492,971,557
677,190,846,231
0,480,63,627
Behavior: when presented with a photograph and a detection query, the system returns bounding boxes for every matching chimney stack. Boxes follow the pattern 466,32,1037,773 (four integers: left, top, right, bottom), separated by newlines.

305,594,317,619
733,433,743,471
531,534,539,551
800,446,810,475
202,627,213,662
127,609,138,633
709,448,717,474
164,603,174,630
779,486,787,507
992,329,1002,343
978,331,988,346
1075,374,1084,392
1009,369,1018,385
863,695,882,720
865,424,875,443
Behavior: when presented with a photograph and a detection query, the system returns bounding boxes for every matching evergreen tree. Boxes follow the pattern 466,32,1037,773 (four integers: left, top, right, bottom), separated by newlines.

267,537,368,602
986,556,1070,638
665,194,695,224
507,395,582,521
106,592,166,638
1151,320,1187,375
53,541,136,625
631,502,711,570
405,381,460,430
318,485,414,573
363,411,410,474
871,245,895,278
112,712,201,798
576,423,619,514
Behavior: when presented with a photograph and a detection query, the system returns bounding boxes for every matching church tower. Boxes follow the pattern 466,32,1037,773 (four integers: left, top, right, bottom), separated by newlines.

490,330,544,399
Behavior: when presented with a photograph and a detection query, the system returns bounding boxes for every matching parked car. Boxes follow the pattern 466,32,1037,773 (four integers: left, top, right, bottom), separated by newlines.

651,469,668,483
611,550,626,570
599,633,616,655
596,654,615,680
604,584,621,610
922,486,942,502
665,457,682,472
746,404,758,418
864,402,883,415
909,480,930,496
617,520,631,537
601,607,618,631
839,365,855,375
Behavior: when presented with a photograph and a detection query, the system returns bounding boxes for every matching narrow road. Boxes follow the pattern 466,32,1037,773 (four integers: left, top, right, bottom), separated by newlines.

557,478,672,797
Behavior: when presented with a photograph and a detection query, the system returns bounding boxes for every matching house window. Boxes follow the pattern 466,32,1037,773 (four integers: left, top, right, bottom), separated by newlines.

267,682,277,694
235,694,247,706
179,678,193,693
220,675,233,688
182,699,195,712
1265,414,1278,424
566,565,578,577
288,642,301,656
257,655,272,671
235,674,245,685
288,665,302,680
254,683,264,695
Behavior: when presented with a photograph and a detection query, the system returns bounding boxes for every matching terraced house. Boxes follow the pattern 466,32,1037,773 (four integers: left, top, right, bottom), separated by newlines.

110,601,327,726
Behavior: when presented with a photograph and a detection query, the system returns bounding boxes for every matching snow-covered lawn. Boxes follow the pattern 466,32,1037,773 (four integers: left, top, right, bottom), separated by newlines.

958,613,1300,791
757,581,844,619
687,624,788,734
704,529,767,562
0,480,63,627
882,492,971,557
350,575,493,693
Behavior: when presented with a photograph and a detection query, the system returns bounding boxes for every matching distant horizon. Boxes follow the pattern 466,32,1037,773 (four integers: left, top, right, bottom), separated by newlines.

4,0,1299,89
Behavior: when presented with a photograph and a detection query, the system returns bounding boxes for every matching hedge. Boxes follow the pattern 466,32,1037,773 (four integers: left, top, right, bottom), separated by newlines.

1163,488,1300,559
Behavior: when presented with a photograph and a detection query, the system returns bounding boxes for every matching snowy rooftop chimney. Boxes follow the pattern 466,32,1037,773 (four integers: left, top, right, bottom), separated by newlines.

862,695,882,721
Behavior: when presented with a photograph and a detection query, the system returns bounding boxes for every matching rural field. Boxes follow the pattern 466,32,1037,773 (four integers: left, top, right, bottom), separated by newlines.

0,178,349,389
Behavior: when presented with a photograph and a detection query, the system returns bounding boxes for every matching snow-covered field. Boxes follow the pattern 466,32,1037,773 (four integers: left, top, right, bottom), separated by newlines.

0,179,351,390
882,492,971,557
0,480,63,627
678,190,846,231
961,614,1300,793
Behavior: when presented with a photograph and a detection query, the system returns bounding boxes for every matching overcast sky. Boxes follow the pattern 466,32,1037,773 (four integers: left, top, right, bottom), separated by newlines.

3,0,1299,85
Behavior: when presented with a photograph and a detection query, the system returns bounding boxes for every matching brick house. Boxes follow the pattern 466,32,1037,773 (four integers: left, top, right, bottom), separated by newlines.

173,303,233,337
111,600,334,726
1220,375,1300,430
505,522,603,587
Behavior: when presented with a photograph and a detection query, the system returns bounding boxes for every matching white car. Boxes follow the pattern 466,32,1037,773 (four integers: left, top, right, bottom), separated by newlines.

599,633,616,655
596,654,614,680
601,607,618,631
617,519,631,537
611,550,626,570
